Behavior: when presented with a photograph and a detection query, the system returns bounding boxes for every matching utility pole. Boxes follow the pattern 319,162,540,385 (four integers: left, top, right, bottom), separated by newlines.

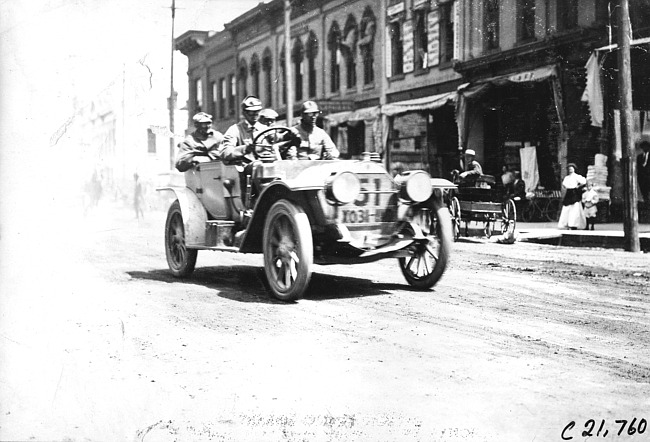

168,0,177,170
284,0,293,124
617,0,640,252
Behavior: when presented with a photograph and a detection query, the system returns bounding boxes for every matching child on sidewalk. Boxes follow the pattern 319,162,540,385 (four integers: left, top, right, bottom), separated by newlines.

582,181,599,230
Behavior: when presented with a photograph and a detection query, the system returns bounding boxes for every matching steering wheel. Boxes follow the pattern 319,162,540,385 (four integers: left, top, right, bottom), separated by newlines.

252,126,296,160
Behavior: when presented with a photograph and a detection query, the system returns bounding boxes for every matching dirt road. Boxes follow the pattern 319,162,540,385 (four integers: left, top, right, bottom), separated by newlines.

1,204,649,441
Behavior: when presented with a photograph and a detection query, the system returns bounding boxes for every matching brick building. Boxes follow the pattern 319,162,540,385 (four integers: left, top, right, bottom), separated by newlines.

176,0,650,213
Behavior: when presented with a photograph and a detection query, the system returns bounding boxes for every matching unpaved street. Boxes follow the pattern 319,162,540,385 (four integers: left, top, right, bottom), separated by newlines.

1,202,649,442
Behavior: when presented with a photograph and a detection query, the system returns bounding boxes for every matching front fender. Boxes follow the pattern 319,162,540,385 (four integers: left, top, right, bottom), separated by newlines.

157,186,207,247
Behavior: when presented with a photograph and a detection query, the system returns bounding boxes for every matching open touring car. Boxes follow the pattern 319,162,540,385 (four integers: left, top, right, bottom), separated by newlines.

158,126,455,301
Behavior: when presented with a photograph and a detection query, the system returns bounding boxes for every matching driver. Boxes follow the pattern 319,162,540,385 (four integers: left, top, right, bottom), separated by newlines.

290,101,339,160
175,112,223,172
216,95,267,163
458,148,483,184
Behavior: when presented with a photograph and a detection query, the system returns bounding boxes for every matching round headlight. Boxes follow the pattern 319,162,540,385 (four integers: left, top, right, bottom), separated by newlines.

327,171,361,204
396,171,432,203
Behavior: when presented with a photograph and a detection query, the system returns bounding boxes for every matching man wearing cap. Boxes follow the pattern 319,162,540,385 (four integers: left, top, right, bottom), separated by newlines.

258,108,279,128
217,95,268,163
291,100,339,160
459,148,483,180
175,112,224,172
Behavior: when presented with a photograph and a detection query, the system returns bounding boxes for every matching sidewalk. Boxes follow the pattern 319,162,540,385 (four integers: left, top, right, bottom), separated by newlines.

515,221,650,251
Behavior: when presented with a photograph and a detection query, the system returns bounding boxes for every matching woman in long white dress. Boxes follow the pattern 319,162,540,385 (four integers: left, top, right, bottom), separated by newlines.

558,163,587,230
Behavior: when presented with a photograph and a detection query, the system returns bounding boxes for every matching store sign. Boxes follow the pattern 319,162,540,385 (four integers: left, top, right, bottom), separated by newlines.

427,10,440,67
387,2,405,16
403,20,414,73
413,0,429,9
508,65,555,83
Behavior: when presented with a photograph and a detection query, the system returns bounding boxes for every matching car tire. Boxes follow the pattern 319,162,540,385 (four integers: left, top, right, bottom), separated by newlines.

165,200,198,277
263,199,313,301
399,205,452,290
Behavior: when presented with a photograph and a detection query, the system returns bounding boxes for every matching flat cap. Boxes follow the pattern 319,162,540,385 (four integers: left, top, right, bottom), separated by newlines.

464,149,476,156
192,112,213,123
301,100,320,114
259,108,278,119
241,95,262,111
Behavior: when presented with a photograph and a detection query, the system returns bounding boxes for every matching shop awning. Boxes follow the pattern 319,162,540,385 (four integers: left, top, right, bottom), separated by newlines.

381,91,457,117
325,106,381,125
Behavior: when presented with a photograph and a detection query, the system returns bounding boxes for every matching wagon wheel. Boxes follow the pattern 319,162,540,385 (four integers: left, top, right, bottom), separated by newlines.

448,196,461,240
263,199,313,301
545,198,561,222
398,205,452,290
501,199,517,235
165,200,198,277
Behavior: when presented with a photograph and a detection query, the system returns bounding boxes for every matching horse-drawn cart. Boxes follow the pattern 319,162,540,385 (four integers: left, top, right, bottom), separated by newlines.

447,175,517,239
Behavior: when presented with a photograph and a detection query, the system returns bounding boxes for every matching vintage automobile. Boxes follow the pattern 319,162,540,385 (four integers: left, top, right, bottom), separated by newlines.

158,126,455,301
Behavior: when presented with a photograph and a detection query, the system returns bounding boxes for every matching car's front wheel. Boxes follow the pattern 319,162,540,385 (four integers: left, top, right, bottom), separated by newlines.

399,205,452,290
165,200,198,277
263,199,313,301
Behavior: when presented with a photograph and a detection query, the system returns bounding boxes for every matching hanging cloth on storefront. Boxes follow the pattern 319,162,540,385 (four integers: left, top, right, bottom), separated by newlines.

519,143,540,193
381,91,457,117
581,52,604,128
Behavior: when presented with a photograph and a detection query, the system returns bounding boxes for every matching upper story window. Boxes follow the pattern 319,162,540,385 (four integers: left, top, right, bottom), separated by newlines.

238,59,248,102
279,49,287,104
439,2,455,63
228,74,236,116
250,54,260,98
210,81,217,118
292,38,304,101
328,22,342,93
306,31,319,98
262,48,273,107
518,0,535,41
359,7,376,85
389,21,404,75
194,78,203,113
342,15,358,90
219,77,226,119
147,128,156,153
484,0,500,51
557,0,578,31
414,9,428,69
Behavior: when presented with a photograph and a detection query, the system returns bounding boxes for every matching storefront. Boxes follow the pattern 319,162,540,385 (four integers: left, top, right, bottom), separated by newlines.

456,64,566,193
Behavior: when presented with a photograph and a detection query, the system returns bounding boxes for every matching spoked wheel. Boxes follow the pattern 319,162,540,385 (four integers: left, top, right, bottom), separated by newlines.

263,199,313,301
501,199,517,235
399,205,452,290
449,196,461,240
165,200,198,277
545,198,561,222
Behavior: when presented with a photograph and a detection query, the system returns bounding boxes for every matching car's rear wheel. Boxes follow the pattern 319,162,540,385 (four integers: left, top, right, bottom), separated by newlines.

263,199,313,301
165,200,198,277
399,205,452,290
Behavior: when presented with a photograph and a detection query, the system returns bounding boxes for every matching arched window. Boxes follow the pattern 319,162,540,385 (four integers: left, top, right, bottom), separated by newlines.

306,31,319,98
292,38,304,101
238,58,248,102
250,53,260,98
359,8,376,84
262,47,273,107
327,22,341,93
342,15,358,90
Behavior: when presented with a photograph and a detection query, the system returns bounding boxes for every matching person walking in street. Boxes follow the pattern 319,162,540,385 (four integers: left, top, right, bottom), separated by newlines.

133,173,145,220
291,101,339,160
175,112,223,172
637,136,650,203
582,180,599,230
558,163,587,230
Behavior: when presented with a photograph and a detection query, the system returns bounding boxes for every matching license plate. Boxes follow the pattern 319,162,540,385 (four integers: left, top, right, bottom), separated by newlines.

338,206,388,224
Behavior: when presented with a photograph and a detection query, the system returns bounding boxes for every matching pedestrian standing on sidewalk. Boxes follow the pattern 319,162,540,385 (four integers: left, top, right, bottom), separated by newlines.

582,180,599,230
133,173,144,220
558,163,587,230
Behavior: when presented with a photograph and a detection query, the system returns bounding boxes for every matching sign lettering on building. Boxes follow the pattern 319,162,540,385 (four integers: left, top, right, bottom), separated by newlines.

413,0,429,9
453,1,460,60
386,26,392,77
387,2,405,16
427,10,440,67
403,20,414,73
